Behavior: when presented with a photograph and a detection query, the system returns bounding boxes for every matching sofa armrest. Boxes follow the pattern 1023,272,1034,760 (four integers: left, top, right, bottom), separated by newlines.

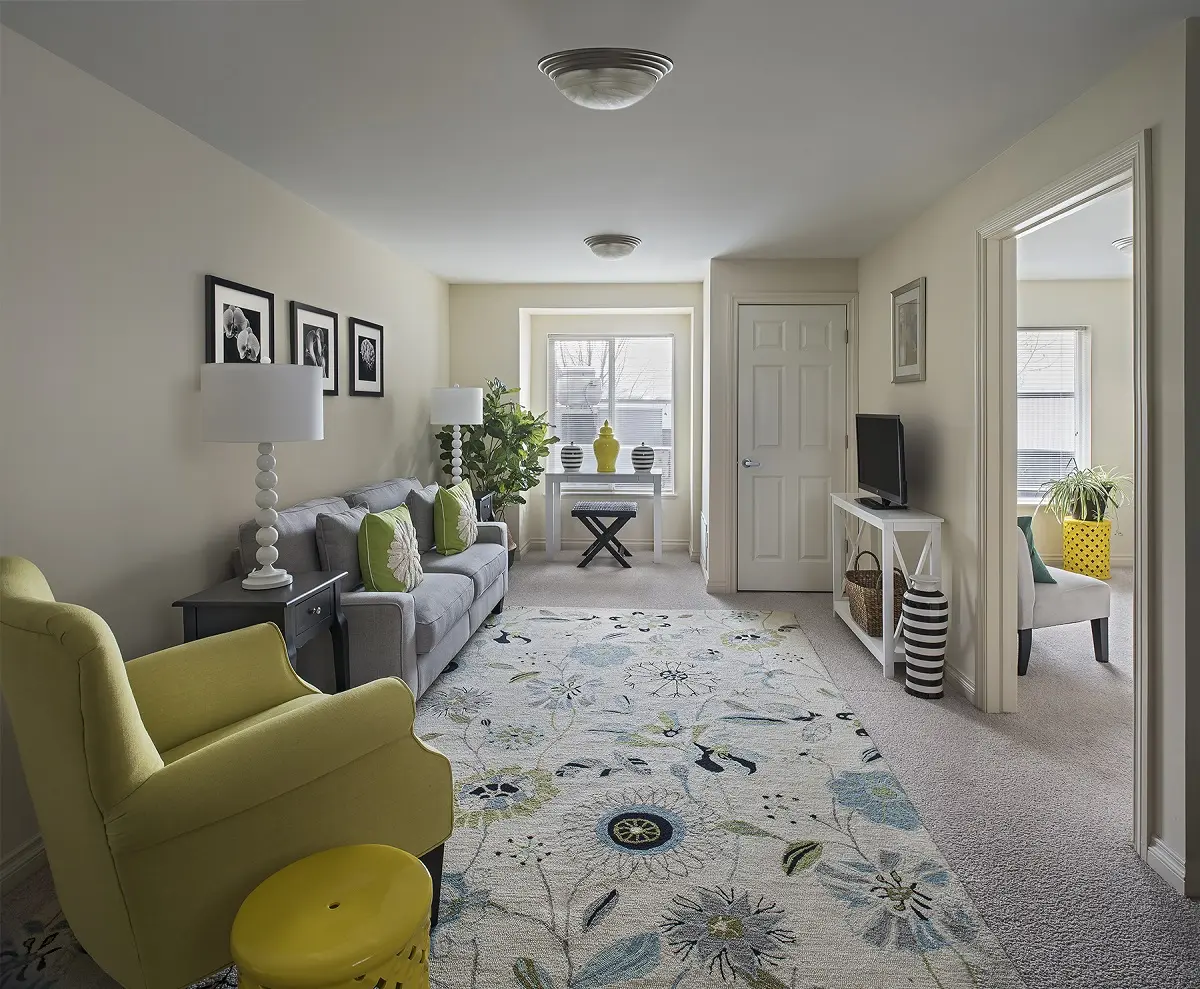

105,678,446,854
340,590,418,691
126,624,317,754
1016,526,1035,631
477,521,508,547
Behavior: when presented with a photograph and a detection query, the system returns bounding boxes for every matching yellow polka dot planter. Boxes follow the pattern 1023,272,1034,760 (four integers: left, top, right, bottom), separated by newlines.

1062,517,1112,580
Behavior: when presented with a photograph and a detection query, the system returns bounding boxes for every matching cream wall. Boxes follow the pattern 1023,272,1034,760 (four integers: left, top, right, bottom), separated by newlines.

0,29,449,868
448,283,704,553
1016,280,1135,563
703,259,859,592
857,21,1196,886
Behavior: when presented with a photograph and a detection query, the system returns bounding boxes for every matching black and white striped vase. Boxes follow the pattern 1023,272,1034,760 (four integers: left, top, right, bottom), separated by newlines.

901,576,949,699
631,442,655,473
560,443,583,472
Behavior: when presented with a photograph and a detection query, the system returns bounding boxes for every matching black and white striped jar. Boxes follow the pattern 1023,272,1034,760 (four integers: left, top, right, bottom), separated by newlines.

631,442,655,473
902,576,949,699
560,443,583,472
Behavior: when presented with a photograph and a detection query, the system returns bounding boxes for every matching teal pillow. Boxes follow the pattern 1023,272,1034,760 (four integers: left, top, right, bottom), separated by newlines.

1018,516,1057,584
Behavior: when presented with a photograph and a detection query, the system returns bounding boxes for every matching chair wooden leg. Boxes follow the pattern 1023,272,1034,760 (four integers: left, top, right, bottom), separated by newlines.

1017,628,1032,676
1091,617,1109,664
421,844,444,929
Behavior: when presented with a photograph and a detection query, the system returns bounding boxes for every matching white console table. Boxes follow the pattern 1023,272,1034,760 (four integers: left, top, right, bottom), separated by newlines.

830,493,943,678
544,470,663,563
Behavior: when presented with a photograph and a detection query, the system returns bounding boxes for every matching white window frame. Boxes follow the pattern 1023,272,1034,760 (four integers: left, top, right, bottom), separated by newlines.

547,332,677,495
1016,325,1091,500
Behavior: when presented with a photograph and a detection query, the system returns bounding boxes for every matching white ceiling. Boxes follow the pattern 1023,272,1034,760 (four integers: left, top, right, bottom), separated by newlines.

1017,184,1133,280
3,0,1194,283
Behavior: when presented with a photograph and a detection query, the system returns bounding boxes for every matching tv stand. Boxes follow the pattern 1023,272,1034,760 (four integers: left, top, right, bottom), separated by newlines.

856,496,908,511
830,493,944,680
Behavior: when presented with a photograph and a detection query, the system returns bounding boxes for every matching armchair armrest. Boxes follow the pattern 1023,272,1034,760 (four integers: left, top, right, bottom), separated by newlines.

340,590,417,690
106,678,445,854
126,624,317,754
477,521,508,547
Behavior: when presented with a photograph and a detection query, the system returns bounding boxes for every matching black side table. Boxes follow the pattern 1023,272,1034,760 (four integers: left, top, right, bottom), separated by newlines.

173,571,350,692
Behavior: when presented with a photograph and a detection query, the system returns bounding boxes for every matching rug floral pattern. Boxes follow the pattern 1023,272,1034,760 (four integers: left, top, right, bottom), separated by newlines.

417,609,1024,989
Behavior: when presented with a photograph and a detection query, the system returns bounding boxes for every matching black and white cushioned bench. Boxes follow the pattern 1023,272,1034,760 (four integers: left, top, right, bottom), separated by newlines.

570,501,638,568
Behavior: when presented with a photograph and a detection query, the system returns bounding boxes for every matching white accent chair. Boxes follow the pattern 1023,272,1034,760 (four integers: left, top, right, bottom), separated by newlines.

1016,525,1111,676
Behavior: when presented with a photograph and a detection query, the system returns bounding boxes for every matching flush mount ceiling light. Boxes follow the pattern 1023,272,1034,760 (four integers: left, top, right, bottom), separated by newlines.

585,234,641,259
1112,236,1133,255
538,48,673,110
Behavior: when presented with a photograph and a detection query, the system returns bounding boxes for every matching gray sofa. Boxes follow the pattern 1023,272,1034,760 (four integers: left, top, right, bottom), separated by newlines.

237,477,507,698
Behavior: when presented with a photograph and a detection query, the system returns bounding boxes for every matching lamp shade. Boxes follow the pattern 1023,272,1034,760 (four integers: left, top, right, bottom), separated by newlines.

201,363,324,443
430,386,484,425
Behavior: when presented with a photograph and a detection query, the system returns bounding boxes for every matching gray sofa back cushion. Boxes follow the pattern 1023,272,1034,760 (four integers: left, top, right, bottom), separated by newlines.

315,506,369,591
344,477,422,514
237,495,350,576
405,483,440,553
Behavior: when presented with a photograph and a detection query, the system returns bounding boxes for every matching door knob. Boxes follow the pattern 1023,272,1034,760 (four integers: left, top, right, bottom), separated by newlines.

741,459,761,468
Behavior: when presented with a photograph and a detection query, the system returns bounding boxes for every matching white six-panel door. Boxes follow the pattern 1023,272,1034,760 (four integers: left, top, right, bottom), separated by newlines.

737,304,848,591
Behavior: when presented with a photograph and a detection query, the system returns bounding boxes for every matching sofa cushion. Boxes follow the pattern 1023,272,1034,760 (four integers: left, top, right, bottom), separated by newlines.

1017,516,1056,584
344,477,421,513
238,496,349,576
405,483,440,554
315,506,369,591
1033,567,1111,629
422,542,507,597
412,574,474,654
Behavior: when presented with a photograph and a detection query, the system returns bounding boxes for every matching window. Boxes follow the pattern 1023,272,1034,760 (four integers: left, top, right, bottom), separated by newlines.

548,335,675,493
1016,327,1090,498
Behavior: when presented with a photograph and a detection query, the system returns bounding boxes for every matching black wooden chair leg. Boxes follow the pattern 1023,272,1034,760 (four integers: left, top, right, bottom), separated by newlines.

1091,617,1109,663
1017,628,1032,676
491,597,505,616
421,843,445,929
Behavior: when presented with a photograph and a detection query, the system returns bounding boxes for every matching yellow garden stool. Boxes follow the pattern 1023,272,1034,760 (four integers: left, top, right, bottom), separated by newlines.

231,844,432,989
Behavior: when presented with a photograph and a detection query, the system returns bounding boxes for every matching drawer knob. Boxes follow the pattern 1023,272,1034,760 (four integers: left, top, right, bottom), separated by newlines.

308,605,322,616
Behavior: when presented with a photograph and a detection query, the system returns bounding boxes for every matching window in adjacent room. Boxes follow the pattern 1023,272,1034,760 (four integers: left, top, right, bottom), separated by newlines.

1016,326,1091,499
548,334,675,493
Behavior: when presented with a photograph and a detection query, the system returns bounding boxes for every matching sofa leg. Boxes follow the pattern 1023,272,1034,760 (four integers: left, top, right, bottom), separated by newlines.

1091,617,1109,664
492,596,505,616
1017,628,1032,676
421,844,444,929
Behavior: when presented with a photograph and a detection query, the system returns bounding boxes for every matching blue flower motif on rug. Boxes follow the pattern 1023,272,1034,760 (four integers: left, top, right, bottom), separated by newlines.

828,769,922,830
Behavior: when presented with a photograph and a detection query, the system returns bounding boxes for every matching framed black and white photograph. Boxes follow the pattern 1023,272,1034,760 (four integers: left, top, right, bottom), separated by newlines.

290,301,339,395
205,275,274,364
891,276,926,383
349,318,384,397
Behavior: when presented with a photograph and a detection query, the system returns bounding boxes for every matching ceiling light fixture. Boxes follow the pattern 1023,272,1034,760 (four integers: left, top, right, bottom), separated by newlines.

585,234,641,260
538,48,673,110
1112,236,1133,255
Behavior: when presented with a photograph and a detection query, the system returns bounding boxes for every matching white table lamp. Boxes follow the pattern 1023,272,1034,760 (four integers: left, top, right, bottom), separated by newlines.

201,361,323,590
430,385,484,486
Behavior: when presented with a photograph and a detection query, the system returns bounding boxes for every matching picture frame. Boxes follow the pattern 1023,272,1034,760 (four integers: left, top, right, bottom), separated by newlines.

349,317,384,397
205,275,274,364
890,276,926,383
290,301,339,395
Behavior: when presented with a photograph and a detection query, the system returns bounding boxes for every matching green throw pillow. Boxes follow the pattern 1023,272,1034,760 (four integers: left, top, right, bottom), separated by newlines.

435,479,478,556
1017,516,1057,584
358,505,424,592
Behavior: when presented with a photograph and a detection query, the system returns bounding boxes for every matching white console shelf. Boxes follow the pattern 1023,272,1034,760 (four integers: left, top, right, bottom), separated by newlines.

830,493,944,679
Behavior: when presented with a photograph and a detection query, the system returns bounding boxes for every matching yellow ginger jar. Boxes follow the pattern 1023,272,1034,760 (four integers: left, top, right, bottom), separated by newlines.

593,420,620,473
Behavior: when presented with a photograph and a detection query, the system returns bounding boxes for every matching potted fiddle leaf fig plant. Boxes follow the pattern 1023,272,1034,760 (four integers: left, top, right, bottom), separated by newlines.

435,378,558,564
1037,463,1131,580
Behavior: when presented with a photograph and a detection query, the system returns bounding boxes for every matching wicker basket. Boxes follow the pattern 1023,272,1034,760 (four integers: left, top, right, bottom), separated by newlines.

843,550,907,638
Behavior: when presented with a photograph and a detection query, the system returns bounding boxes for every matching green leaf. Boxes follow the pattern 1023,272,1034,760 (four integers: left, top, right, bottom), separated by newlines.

782,840,823,875
737,967,791,989
573,932,661,989
419,733,442,741
582,889,620,929
513,958,557,989
509,670,541,682
717,820,780,839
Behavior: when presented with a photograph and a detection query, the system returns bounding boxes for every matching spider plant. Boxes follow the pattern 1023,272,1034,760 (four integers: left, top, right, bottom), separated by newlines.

1037,464,1132,523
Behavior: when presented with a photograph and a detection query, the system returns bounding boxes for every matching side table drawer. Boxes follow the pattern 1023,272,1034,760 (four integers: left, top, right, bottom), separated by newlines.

296,587,334,637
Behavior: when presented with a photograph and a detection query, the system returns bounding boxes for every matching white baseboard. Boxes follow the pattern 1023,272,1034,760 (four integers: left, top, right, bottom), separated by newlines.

1147,838,1187,895
0,834,45,891
943,663,976,705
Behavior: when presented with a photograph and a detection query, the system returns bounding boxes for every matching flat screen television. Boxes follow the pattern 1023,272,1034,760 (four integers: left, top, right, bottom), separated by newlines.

855,414,908,509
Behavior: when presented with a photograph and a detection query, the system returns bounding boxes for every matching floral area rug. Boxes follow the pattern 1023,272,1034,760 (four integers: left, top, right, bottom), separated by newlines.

418,609,1024,989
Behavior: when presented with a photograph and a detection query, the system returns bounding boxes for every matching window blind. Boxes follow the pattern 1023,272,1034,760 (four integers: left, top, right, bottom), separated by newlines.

1016,327,1088,496
548,335,675,493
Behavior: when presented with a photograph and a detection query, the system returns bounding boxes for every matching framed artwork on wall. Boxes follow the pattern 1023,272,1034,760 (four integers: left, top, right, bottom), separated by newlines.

891,276,927,383
290,301,339,395
205,275,274,364
349,318,384,397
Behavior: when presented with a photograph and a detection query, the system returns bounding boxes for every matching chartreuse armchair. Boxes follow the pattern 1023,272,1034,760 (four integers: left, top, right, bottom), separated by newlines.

0,557,453,989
